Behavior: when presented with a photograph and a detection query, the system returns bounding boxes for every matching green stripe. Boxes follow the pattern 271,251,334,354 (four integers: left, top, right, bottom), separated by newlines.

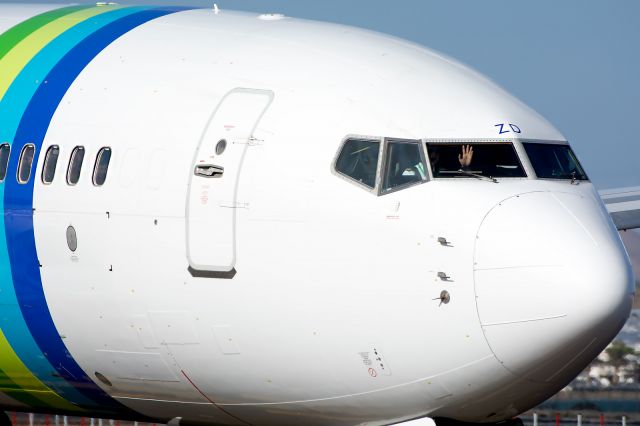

0,6,119,100
0,6,91,62
0,368,53,408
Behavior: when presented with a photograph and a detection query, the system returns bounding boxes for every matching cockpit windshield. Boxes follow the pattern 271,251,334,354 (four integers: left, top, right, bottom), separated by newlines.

426,143,526,179
333,138,590,194
523,142,588,181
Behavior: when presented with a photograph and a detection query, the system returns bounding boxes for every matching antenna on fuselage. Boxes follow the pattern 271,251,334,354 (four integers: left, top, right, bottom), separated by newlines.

213,3,220,14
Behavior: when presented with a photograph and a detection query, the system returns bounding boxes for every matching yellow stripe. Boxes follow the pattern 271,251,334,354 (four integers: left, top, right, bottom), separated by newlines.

0,6,121,100
0,330,80,411
0,388,57,394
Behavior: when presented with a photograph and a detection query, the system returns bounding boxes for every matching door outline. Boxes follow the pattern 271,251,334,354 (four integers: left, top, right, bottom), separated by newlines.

186,87,274,274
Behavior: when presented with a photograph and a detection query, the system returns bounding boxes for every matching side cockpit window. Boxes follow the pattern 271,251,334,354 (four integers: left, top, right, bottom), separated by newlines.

0,144,10,182
334,137,429,194
335,139,380,189
523,142,587,181
382,141,426,192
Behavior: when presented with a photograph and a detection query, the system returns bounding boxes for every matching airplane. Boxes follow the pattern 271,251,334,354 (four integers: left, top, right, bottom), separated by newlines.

0,3,637,426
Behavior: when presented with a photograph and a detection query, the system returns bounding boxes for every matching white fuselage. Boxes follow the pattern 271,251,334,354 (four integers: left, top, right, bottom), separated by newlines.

0,5,633,426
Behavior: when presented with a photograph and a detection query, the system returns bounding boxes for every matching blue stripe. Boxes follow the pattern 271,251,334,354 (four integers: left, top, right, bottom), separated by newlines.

0,7,152,408
4,6,193,412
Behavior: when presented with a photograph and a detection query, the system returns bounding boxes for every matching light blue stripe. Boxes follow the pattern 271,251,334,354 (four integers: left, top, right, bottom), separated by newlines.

0,6,152,405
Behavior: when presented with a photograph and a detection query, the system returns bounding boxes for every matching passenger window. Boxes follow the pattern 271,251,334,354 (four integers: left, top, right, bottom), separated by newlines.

67,146,85,185
41,145,60,184
335,139,380,189
382,141,426,191
17,144,35,184
93,147,112,186
0,144,10,182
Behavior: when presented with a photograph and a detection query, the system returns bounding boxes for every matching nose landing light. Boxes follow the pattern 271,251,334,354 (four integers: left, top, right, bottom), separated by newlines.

474,191,633,383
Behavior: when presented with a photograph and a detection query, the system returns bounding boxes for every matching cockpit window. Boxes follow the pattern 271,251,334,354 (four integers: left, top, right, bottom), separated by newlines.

335,139,380,189
427,143,526,179
382,141,426,191
523,142,588,181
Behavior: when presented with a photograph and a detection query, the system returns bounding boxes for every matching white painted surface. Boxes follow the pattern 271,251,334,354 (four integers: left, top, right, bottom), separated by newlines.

0,4,631,426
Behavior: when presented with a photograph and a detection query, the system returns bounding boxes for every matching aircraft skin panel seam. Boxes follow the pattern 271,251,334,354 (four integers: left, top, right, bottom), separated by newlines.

217,356,496,407
480,314,567,327
0,4,194,417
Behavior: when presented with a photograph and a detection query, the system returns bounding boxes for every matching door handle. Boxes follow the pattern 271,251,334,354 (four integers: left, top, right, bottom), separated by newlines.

194,164,224,178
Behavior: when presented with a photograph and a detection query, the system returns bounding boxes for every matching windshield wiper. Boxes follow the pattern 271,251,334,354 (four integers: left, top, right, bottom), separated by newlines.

457,169,498,183
570,171,579,185
554,171,582,184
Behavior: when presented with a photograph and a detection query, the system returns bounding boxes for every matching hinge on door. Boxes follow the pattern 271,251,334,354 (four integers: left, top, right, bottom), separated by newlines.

234,137,263,146
219,201,250,209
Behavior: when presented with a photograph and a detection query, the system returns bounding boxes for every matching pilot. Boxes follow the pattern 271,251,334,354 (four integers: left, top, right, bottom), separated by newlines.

428,149,440,176
458,144,473,170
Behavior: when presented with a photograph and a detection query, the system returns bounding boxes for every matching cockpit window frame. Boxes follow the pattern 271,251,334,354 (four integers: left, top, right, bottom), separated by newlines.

334,136,581,193
332,135,384,194
518,139,588,182
423,138,529,181
379,137,429,196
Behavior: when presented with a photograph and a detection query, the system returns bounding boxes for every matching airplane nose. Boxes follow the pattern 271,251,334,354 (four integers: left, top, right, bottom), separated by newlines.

474,191,634,383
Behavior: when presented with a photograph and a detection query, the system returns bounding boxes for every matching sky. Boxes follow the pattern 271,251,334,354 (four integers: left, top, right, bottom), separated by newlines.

2,0,639,190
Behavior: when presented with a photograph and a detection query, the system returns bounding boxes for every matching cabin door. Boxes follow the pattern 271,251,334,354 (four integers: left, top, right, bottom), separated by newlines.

187,88,274,273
